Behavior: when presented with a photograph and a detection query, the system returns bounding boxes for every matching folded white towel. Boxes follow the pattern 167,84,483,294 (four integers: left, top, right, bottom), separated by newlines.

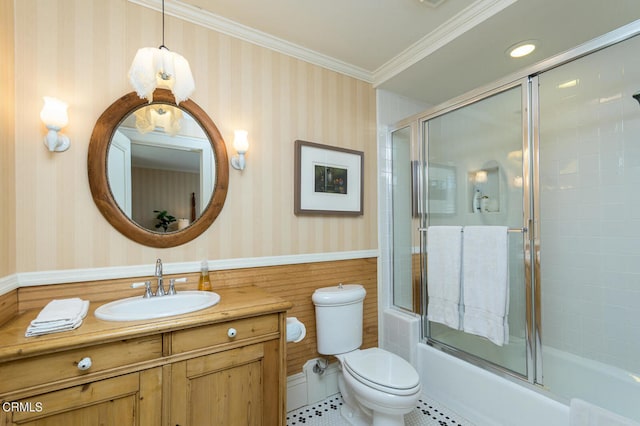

570,398,640,426
427,226,463,330
26,298,89,337
462,226,509,346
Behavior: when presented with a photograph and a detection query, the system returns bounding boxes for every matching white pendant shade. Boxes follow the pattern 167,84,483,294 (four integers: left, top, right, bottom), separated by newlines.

128,47,195,104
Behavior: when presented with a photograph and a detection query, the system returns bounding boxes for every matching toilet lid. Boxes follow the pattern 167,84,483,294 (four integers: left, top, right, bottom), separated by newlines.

344,348,420,393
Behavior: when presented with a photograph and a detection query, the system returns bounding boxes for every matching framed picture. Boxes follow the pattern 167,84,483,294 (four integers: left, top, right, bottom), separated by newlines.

294,140,364,215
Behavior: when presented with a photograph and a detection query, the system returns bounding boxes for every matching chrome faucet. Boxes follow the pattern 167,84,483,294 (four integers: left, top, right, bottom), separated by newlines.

155,258,166,296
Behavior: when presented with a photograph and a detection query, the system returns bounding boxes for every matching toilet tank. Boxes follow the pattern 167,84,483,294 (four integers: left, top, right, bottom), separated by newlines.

312,284,366,355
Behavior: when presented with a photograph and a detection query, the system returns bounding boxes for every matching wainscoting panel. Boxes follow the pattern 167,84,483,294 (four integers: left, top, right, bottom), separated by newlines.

210,257,378,375
0,291,17,328
15,257,378,376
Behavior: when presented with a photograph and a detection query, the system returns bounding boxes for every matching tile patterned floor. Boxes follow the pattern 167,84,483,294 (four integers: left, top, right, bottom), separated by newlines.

286,393,474,426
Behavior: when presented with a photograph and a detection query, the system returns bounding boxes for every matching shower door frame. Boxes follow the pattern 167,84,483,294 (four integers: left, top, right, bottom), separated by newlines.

418,78,537,384
405,19,640,390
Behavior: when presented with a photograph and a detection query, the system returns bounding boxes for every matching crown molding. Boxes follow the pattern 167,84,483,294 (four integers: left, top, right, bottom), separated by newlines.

128,0,373,82
372,0,517,87
129,0,515,90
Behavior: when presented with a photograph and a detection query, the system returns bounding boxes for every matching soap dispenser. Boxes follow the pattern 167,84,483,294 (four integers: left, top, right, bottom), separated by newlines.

198,260,212,291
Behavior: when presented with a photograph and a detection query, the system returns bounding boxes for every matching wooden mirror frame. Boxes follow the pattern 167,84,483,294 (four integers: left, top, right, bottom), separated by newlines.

88,89,229,248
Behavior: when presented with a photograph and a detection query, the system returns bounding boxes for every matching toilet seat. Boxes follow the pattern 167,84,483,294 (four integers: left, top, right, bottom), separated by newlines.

343,348,420,396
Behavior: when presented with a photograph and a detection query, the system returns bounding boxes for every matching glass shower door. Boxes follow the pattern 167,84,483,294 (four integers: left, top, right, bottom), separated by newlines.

537,34,640,421
424,83,530,377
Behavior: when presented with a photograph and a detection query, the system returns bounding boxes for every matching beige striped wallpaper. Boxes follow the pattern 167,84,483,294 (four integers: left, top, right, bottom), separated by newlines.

0,0,16,279
7,0,377,274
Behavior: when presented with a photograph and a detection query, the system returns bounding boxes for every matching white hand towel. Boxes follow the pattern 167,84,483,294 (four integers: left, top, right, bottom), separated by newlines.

427,226,463,330
462,226,509,346
26,298,89,337
30,298,87,324
25,320,84,337
570,399,640,426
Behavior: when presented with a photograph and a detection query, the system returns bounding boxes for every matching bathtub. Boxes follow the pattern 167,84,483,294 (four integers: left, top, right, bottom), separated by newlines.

542,346,640,423
417,342,568,426
417,342,640,425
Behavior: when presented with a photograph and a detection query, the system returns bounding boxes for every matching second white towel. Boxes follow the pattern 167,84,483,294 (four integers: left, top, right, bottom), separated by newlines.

462,226,509,346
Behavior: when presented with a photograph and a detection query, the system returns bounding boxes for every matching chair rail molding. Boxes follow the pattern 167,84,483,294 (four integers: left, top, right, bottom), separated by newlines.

0,250,379,295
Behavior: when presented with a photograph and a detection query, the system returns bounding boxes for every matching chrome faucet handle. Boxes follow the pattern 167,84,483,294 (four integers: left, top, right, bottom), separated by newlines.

168,277,187,295
131,281,153,298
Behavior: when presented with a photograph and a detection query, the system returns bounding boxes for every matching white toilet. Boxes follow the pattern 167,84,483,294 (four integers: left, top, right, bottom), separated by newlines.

312,284,421,426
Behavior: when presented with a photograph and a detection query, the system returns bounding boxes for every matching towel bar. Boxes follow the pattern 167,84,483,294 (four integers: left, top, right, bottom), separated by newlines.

507,227,527,233
418,227,527,233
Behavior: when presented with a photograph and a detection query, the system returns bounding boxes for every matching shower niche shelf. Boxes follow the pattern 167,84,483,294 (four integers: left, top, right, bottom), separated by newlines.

469,165,500,214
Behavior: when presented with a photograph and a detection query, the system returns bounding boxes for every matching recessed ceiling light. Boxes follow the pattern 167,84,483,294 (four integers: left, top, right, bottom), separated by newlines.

508,41,537,58
418,0,447,7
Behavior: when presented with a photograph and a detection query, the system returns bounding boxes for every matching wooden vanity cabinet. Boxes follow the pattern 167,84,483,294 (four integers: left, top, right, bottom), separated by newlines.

169,314,285,426
0,335,163,426
0,292,289,426
0,368,162,426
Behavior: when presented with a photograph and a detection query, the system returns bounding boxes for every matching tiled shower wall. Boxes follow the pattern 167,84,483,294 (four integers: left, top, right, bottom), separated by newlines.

539,34,640,373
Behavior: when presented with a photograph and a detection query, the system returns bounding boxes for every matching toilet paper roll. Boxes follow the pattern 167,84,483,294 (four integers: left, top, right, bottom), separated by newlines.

286,317,306,343
177,218,190,230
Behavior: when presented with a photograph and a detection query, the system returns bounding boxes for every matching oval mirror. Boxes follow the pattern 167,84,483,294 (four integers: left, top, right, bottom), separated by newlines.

88,89,229,248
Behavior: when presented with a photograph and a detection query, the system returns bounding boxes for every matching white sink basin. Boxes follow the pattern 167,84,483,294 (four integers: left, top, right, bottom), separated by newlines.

95,291,221,321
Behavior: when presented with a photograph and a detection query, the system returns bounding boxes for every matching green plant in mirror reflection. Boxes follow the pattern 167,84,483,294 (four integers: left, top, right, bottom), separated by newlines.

154,210,176,232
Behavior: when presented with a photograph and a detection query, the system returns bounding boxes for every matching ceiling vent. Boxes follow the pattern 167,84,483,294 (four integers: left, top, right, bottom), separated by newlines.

418,0,447,8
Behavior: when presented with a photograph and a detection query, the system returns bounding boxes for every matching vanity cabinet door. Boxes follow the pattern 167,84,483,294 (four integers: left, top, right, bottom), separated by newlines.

0,368,161,426
170,340,282,426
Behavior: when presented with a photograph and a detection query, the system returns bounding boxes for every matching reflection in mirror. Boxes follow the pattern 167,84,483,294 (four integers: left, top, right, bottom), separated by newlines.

88,89,229,248
109,105,216,232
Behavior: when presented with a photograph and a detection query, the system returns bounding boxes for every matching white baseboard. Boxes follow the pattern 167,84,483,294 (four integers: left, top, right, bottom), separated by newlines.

287,372,308,412
287,358,340,412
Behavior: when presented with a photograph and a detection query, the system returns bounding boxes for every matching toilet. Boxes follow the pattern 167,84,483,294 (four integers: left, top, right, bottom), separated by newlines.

312,284,421,426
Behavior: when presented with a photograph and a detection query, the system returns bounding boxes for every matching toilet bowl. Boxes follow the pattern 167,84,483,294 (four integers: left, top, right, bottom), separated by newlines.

312,284,422,425
337,348,421,425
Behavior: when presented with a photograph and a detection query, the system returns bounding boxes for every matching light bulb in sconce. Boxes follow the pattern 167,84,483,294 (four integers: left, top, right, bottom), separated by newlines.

474,170,488,184
231,130,249,170
40,97,70,152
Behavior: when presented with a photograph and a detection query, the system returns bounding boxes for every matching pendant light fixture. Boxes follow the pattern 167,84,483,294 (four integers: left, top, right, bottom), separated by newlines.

128,0,195,104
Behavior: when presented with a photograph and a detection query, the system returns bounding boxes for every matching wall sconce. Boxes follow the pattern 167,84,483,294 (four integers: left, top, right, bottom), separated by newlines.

40,97,70,152
474,170,488,184
231,130,249,171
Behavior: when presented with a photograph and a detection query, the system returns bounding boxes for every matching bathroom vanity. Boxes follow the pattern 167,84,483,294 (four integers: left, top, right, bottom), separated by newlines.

0,285,291,426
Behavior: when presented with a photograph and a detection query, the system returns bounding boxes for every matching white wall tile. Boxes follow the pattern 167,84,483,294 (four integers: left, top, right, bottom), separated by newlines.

539,33,640,374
